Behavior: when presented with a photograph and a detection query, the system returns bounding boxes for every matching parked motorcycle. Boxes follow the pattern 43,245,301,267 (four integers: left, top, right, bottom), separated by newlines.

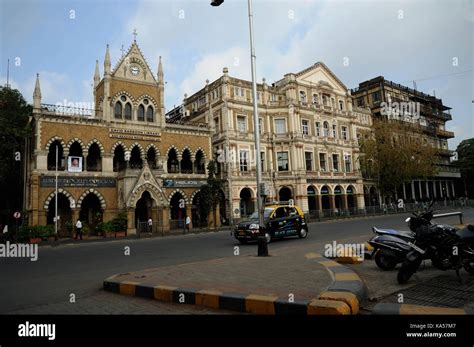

397,208,474,284
368,201,457,271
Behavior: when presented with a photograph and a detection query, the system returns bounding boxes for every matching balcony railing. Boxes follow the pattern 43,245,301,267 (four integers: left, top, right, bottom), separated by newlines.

41,104,95,117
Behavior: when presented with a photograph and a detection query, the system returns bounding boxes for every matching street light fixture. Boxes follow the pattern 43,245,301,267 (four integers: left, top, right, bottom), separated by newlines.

211,0,268,256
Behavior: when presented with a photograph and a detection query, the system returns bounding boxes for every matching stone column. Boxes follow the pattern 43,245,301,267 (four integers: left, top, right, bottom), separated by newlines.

127,208,136,235
439,181,443,198
425,181,430,199
418,181,423,200
162,207,170,232
329,195,335,210
403,183,407,200
411,180,415,200
83,155,88,171
317,195,322,211
446,181,450,198
342,194,348,210
451,181,455,198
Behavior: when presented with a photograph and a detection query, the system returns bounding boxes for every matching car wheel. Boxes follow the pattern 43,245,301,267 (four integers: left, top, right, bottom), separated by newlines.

298,227,308,239
265,232,272,244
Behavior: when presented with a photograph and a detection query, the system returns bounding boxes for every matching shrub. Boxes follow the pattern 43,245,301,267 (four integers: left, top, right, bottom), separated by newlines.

41,225,55,239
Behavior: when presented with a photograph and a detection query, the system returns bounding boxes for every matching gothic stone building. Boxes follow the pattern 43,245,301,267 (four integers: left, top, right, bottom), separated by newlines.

25,40,212,236
168,62,373,222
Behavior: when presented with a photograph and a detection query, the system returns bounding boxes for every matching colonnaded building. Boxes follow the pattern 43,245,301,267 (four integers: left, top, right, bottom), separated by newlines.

24,40,212,236
167,62,373,221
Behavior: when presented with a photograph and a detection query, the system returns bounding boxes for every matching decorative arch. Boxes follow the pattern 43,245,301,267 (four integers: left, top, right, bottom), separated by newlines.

334,185,345,194
111,141,127,155
190,189,201,202
45,136,66,151
239,186,255,198
85,139,105,154
166,145,180,157
307,184,319,195
145,143,160,157
192,147,207,161
76,189,107,209
43,189,76,210
111,90,135,104
127,182,166,208
167,189,190,204
345,185,357,194
135,94,159,109
128,142,146,159
65,137,86,152
319,184,332,195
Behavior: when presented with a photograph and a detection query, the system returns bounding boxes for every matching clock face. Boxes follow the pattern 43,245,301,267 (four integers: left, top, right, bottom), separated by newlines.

130,66,140,76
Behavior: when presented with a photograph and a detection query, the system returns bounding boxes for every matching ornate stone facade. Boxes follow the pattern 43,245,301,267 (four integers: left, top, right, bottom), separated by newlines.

25,41,212,235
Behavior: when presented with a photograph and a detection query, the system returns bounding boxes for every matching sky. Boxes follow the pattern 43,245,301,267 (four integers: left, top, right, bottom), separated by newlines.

0,0,472,149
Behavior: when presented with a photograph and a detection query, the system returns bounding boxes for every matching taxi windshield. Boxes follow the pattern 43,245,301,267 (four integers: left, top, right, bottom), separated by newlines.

249,208,274,220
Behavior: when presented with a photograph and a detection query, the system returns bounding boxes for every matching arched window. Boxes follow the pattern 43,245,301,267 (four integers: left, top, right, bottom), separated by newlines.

138,104,145,121
194,150,205,174
86,143,102,172
68,141,83,172
146,106,154,122
146,147,157,169
113,145,126,172
323,121,329,137
129,146,143,169
181,149,193,174
114,102,122,119
167,148,179,173
299,90,307,103
124,103,132,120
47,140,64,171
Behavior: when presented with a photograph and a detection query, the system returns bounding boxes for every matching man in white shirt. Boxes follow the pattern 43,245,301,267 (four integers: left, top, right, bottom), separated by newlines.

75,219,83,240
147,217,152,233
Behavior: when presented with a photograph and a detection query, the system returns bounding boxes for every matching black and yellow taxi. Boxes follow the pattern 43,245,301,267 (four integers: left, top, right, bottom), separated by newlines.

233,204,308,244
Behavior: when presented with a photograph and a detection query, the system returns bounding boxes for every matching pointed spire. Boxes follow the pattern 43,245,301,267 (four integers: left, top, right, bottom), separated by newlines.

157,56,164,85
33,73,41,109
104,44,111,75
94,60,100,87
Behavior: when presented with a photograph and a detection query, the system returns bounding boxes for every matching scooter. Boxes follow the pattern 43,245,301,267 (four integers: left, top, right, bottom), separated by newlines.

368,201,457,270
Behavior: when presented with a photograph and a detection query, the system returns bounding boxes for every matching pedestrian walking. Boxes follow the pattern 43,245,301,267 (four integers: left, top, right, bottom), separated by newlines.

147,217,153,234
75,219,83,240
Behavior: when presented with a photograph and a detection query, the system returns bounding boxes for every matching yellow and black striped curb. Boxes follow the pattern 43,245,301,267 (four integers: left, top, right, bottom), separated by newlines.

102,278,354,315
373,303,474,315
306,253,367,313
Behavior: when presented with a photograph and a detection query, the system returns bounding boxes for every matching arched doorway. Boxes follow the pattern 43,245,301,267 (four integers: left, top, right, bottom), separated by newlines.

135,191,154,229
240,188,254,217
192,192,206,227
47,193,72,237
86,143,102,171
346,185,356,210
170,192,185,229
279,187,292,202
307,186,318,212
79,193,102,233
321,185,330,210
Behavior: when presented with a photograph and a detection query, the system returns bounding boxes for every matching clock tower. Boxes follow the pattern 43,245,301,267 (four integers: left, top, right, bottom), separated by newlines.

93,39,165,127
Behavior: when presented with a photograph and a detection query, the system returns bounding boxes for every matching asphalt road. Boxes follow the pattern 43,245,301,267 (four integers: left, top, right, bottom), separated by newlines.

1,209,472,313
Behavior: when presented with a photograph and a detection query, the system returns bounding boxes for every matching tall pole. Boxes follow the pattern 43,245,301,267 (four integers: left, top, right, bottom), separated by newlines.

55,145,58,237
247,0,268,256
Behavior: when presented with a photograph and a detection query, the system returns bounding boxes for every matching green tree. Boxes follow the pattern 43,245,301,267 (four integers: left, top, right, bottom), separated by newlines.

359,119,438,201
199,160,222,228
453,138,474,198
0,87,32,228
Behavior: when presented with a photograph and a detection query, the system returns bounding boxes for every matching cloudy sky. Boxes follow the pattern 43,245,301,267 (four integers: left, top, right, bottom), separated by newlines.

1,0,472,148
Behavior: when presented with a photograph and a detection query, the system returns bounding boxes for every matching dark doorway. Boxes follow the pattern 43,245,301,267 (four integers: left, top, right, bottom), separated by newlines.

79,193,102,233
135,191,153,227
240,188,254,217
279,187,292,202
307,186,317,212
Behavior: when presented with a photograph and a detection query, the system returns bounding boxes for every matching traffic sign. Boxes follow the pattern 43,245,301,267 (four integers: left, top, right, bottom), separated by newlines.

13,211,21,219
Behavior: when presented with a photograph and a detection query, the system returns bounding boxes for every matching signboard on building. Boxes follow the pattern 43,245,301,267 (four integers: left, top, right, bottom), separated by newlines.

40,176,116,188
163,179,206,188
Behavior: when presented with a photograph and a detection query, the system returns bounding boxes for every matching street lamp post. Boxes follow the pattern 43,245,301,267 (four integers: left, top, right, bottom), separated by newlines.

211,0,268,256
